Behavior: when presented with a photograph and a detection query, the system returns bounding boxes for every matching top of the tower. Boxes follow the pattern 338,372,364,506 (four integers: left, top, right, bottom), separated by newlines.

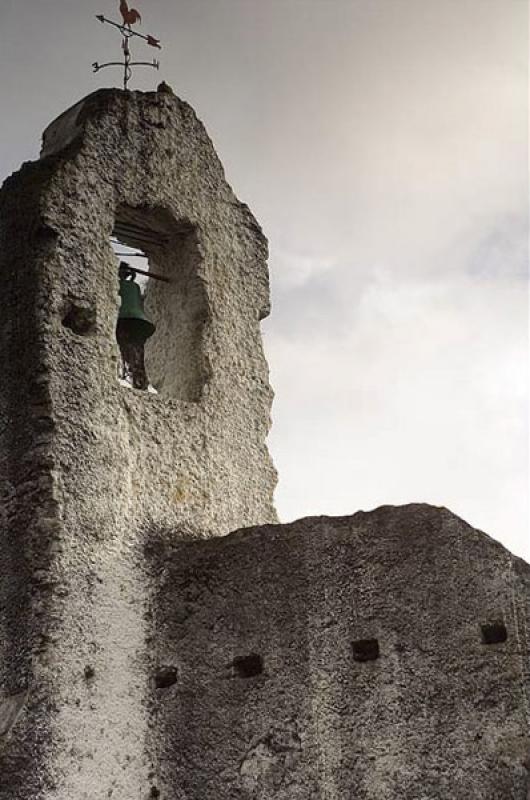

40,87,181,159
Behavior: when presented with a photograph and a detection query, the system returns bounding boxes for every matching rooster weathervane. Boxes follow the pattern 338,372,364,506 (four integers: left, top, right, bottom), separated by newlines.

93,1,162,90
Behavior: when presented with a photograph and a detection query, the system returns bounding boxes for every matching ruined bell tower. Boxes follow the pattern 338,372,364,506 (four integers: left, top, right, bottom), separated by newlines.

0,88,277,799
1,86,529,800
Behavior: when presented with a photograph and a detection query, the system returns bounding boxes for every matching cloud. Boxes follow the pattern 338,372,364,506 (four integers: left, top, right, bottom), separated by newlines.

265,256,528,557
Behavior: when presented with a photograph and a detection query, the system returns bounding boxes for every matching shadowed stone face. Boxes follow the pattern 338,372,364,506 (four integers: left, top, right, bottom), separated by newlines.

149,505,530,799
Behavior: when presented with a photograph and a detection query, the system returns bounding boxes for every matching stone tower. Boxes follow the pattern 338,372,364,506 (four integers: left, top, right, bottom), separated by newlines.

0,89,276,799
1,89,529,800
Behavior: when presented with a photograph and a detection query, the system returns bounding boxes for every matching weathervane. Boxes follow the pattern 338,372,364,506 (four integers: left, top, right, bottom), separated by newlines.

93,1,162,90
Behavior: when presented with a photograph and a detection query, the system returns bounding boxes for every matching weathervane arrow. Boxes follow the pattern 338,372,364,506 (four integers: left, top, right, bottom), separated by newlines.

95,14,161,49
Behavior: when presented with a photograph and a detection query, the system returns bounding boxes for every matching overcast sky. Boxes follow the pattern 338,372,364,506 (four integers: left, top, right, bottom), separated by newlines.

0,0,528,558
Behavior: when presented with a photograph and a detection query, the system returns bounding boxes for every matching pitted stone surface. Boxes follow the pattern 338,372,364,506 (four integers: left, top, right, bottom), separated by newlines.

150,505,530,799
0,89,276,799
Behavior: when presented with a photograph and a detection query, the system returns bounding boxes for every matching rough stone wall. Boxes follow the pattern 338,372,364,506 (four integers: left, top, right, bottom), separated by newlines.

150,505,530,800
0,89,276,799
1,90,528,800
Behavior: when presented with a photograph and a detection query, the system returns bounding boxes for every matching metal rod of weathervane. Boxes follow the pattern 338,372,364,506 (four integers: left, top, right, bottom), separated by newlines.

93,2,162,90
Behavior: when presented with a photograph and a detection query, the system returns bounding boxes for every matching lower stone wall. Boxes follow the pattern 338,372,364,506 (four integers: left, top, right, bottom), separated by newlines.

148,504,530,800
1,504,528,798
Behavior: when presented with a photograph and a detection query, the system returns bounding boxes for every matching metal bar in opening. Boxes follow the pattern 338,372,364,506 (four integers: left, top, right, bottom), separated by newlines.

120,264,170,283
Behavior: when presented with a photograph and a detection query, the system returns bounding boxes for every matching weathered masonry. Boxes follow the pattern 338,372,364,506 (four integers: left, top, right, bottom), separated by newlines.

0,89,529,800
0,88,277,800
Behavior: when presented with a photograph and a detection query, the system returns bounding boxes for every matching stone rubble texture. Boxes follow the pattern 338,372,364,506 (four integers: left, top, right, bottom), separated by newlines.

0,89,528,799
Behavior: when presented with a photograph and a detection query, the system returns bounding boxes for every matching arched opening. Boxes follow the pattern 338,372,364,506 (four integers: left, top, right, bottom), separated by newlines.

111,205,209,401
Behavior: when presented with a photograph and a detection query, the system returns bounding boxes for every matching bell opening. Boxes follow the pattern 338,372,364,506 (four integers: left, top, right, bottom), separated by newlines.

111,205,208,401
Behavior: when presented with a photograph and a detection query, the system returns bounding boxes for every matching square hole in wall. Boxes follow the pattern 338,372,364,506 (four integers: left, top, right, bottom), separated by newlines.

352,638,380,662
481,621,507,645
233,653,263,678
